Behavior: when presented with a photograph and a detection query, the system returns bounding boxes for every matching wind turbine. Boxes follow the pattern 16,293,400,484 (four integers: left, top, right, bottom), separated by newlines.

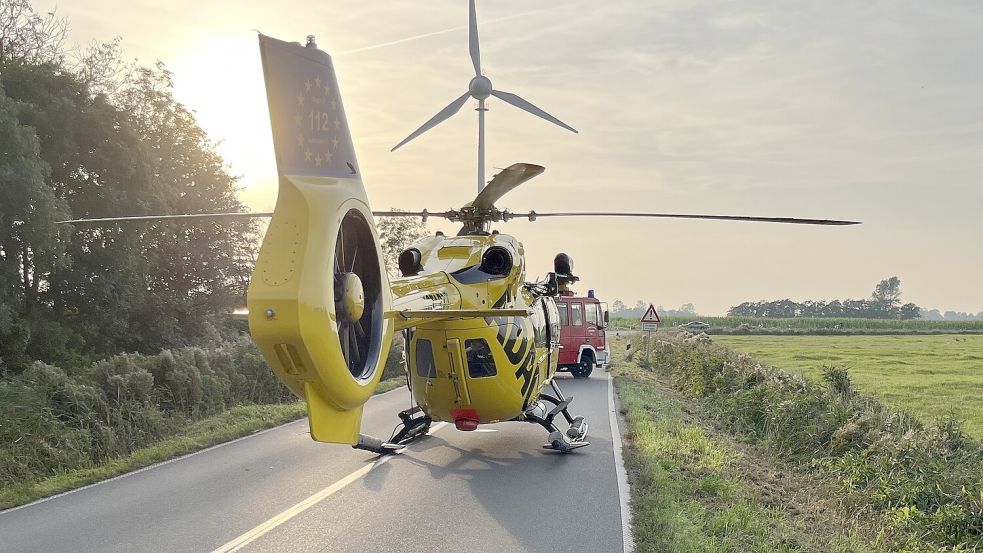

391,0,578,193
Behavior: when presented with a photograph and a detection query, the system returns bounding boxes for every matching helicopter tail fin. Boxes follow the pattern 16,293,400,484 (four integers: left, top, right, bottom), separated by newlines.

247,34,393,445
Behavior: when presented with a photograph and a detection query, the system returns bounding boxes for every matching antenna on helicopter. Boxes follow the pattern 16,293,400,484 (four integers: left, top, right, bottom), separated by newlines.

390,0,577,194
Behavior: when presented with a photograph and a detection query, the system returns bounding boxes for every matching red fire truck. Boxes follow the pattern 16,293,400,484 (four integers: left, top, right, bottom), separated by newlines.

552,254,608,378
555,290,608,377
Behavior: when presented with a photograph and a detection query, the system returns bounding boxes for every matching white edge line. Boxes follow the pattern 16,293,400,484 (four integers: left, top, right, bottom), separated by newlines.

211,421,448,553
1,385,411,516
608,372,635,553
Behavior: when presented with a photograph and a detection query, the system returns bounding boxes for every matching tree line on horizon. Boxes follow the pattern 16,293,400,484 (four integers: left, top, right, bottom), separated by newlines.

727,276,922,319
606,276,981,321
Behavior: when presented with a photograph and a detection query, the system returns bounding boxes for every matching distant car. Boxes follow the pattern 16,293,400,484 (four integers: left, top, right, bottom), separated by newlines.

681,321,711,331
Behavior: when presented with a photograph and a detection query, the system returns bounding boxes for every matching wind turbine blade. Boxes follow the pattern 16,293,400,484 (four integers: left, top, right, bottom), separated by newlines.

56,212,273,225
391,92,472,151
490,89,578,133
469,0,481,76
471,163,545,210
519,212,861,225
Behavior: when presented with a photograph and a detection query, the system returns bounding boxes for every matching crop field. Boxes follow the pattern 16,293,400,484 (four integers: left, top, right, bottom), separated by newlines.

715,335,983,438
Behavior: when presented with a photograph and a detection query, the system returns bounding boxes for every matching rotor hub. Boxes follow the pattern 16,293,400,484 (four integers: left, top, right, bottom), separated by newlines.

468,75,493,100
336,272,365,321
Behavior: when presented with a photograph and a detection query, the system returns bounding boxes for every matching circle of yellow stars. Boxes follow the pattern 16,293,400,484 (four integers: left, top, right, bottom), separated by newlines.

294,75,342,169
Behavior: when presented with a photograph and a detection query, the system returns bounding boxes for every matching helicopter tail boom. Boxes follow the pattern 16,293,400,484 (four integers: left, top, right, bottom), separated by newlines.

247,34,393,445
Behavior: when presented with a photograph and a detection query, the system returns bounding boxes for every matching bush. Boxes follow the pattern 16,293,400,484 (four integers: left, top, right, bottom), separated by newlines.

0,338,293,487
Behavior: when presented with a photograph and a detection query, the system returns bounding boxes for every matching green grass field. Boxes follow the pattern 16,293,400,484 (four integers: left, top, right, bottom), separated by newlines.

611,315,983,333
715,335,983,438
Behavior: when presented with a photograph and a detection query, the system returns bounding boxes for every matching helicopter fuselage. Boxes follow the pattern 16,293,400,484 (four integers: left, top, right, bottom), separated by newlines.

391,231,561,427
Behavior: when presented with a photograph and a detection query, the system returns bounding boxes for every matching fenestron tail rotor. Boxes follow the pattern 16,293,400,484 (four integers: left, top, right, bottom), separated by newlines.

333,209,382,378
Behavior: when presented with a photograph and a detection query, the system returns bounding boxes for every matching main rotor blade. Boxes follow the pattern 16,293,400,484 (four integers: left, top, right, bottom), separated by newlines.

490,89,577,134
56,212,273,225
522,212,861,225
370,210,455,219
469,0,481,76
391,92,472,152
471,163,545,211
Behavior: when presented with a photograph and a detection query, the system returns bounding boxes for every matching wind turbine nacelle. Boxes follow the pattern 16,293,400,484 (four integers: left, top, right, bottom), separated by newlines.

469,75,493,99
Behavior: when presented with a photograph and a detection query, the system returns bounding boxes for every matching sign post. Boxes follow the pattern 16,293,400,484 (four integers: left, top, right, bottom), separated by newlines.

639,304,661,366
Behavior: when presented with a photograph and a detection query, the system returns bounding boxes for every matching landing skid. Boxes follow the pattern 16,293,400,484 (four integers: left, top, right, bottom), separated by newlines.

522,379,589,453
352,406,432,456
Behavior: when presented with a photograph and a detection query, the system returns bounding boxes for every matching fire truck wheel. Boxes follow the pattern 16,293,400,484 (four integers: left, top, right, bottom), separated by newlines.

574,353,594,378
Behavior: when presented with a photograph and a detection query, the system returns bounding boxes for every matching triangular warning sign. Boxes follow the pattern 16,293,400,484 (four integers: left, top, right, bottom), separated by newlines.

641,304,661,323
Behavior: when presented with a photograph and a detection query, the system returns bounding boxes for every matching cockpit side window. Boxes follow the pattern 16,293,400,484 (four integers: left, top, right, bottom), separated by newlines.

531,300,548,347
415,339,437,378
465,339,497,378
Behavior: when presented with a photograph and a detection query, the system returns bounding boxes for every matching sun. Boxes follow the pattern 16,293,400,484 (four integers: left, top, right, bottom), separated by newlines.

169,36,278,210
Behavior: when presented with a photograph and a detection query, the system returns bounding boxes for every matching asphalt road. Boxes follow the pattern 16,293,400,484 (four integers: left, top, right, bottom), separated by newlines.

0,372,630,553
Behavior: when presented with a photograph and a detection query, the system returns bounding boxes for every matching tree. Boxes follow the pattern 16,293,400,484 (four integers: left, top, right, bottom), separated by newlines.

0,83,69,316
0,0,69,66
872,276,902,304
1,50,256,359
870,276,909,319
899,303,920,320
0,81,72,372
611,299,626,313
376,211,428,276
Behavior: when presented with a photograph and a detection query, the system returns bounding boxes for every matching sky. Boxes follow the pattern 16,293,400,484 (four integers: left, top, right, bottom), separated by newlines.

49,0,983,315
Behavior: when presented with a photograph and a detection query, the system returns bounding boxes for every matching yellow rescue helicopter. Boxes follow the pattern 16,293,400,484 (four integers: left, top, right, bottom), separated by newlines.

60,7,860,455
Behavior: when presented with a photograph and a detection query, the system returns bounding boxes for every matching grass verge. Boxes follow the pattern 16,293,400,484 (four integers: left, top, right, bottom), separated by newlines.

0,378,407,511
615,352,879,552
612,331,983,551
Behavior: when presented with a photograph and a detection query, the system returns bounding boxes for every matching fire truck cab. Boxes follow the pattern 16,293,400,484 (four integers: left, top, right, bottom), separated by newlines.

556,290,608,378
550,253,608,378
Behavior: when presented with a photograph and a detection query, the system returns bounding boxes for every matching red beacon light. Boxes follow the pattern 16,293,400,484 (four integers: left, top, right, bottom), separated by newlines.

451,408,480,431
455,418,479,431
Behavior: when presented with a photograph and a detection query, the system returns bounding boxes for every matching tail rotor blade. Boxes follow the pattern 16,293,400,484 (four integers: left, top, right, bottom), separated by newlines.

392,92,472,152
469,0,481,76
490,89,577,134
